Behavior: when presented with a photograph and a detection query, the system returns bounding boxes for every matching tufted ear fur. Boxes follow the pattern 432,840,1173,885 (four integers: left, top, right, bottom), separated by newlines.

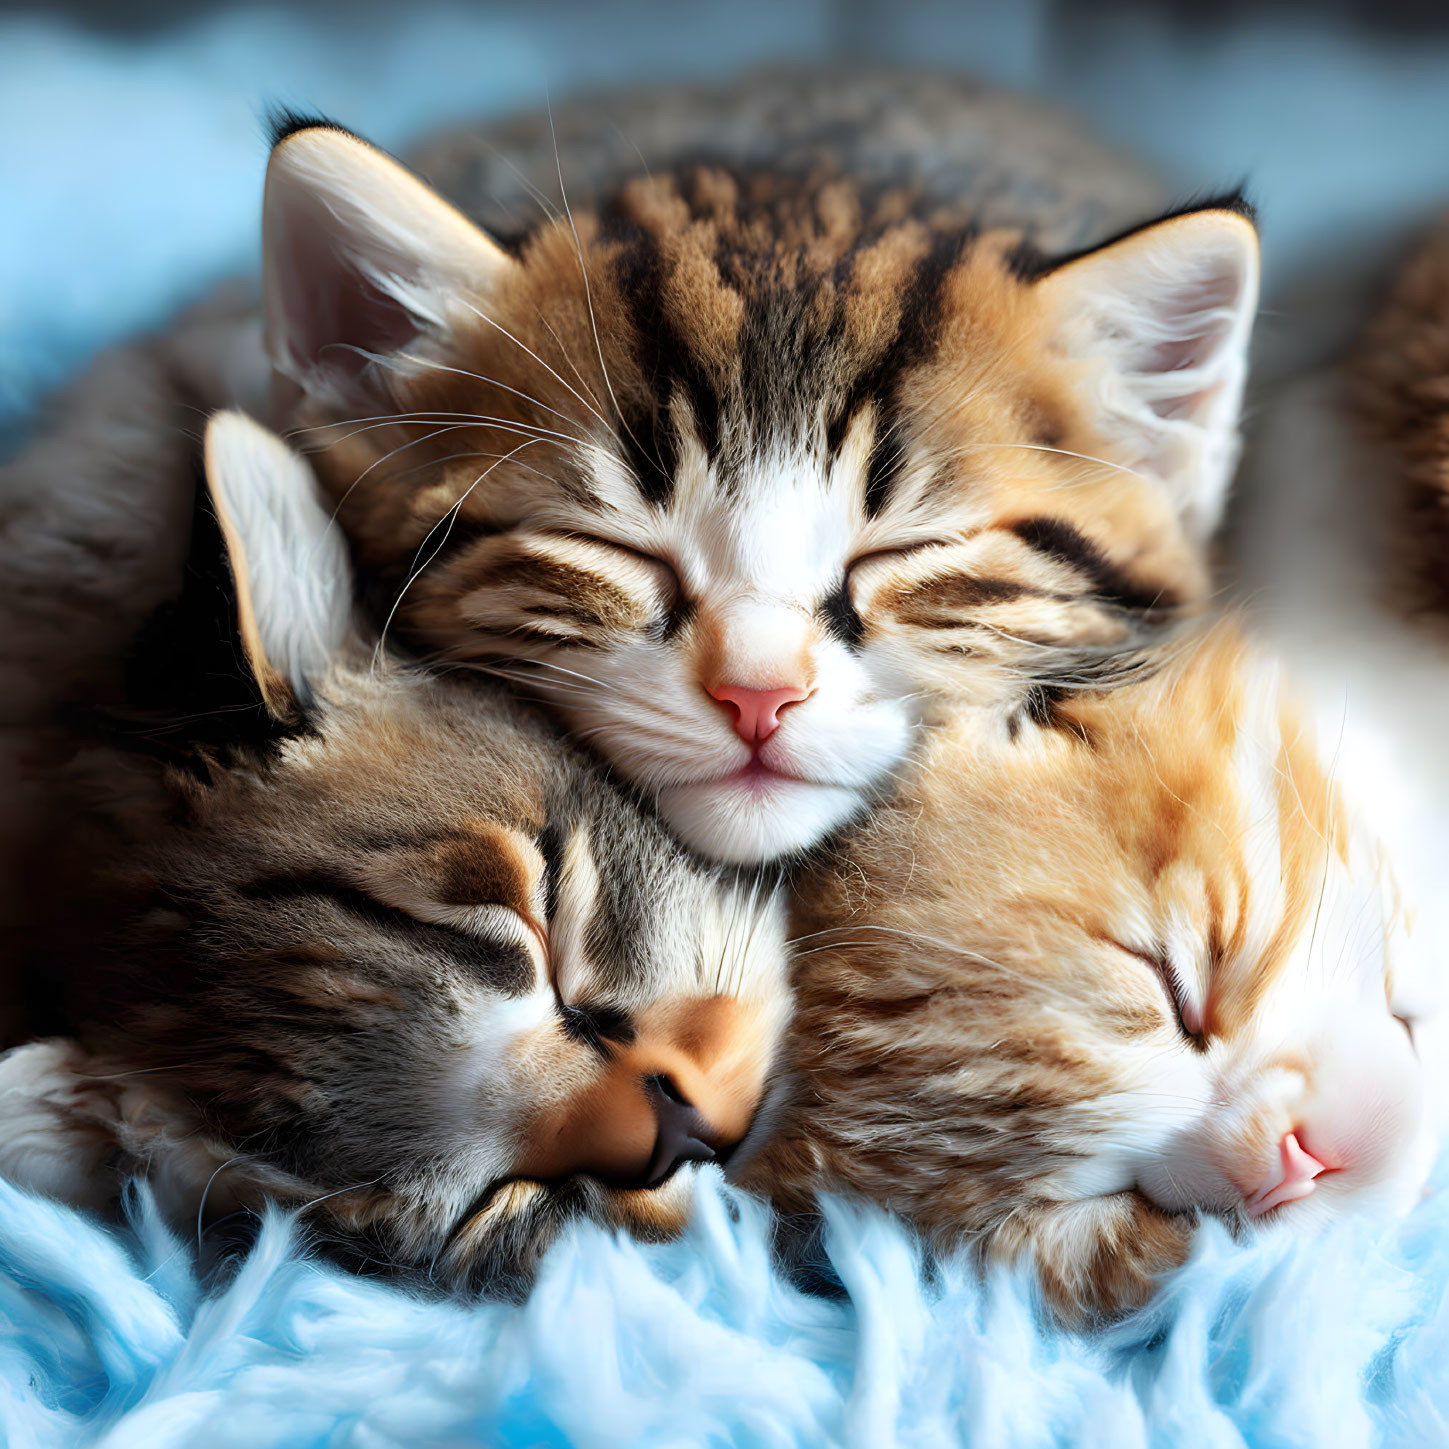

202,410,352,713
1035,203,1259,544
262,117,518,406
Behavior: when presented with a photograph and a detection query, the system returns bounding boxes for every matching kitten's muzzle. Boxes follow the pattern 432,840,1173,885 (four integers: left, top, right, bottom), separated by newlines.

1242,1129,1331,1218
505,1069,740,1194
639,1073,719,1188
515,995,766,1188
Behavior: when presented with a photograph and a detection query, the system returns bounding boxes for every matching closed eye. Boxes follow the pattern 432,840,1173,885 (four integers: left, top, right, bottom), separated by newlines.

845,540,954,575
367,891,550,966
558,530,683,590
240,872,540,984
1120,944,1204,1045
560,1001,635,1056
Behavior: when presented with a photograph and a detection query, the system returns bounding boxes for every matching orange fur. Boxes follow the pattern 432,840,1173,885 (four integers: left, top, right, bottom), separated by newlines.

741,623,1427,1323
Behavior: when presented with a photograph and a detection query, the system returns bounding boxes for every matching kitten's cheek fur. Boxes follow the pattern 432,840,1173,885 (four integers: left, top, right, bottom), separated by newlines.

657,776,868,864
0,1041,127,1213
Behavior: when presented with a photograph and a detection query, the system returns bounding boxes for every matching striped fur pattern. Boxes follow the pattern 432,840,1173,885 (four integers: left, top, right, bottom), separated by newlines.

0,416,790,1295
1349,208,1449,619
259,73,1256,863
740,624,1434,1323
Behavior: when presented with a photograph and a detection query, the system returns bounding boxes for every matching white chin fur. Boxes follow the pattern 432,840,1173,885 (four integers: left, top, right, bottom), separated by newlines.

657,776,865,863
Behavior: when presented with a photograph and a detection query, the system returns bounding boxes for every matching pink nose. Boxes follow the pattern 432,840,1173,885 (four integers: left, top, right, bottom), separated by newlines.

1243,1130,1330,1218
708,683,811,743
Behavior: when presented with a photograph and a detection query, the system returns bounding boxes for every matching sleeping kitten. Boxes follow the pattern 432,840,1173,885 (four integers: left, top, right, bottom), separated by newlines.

737,620,1439,1324
0,412,790,1294
253,70,1258,863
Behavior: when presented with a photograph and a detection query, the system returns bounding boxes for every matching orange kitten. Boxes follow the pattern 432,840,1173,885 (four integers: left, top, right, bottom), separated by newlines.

740,623,1436,1322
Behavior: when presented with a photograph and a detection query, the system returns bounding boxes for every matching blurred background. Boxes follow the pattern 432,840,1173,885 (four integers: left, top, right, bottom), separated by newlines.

4,0,1449,454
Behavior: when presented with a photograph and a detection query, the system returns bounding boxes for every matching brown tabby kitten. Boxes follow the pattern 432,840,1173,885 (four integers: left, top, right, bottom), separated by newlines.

254,70,1258,863
0,413,790,1294
739,623,1436,1324
1347,207,1449,618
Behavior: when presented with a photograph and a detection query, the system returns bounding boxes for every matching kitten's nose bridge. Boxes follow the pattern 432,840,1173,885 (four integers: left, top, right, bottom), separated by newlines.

516,996,764,1188
696,601,817,741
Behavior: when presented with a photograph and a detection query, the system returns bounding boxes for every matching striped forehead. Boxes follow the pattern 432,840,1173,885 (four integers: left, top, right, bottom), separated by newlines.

586,391,948,609
577,179,971,512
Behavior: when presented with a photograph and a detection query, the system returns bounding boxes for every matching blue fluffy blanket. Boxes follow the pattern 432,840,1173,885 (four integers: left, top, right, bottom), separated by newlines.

4,1162,1447,1447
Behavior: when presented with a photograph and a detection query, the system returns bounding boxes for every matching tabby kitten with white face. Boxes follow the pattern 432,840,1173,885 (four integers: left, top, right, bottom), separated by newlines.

739,624,1437,1323
0,414,790,1293
259,75,1258,863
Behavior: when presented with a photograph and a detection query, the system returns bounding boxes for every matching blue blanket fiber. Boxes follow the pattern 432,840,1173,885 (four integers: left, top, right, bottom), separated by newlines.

2,1160,1447,1448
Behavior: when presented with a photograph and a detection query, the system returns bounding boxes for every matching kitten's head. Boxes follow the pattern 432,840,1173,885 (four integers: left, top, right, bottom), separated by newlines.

740,625,1434,1323
19,413,790,1294
259,120,1258,863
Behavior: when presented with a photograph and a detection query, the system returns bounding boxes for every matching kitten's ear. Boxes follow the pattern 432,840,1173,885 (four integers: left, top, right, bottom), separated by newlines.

1034,202,1259,542
202,410,352,713
262,117,517,404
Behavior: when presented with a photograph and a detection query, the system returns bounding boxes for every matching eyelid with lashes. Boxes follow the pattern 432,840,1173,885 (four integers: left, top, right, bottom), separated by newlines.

1119,944,1204,1040
553,529,682,582
845,539,960,576
385,896,552,967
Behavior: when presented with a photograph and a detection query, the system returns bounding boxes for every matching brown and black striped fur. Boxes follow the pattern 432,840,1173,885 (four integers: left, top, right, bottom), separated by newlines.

261,73,1254,862
0,416,790,1296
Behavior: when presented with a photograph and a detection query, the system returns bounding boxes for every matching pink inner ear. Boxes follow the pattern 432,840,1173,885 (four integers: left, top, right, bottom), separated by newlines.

1143,269,1242,400
275,211,420,384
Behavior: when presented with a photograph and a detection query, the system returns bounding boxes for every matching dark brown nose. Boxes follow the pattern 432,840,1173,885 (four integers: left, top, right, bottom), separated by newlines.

641,1074,719,1188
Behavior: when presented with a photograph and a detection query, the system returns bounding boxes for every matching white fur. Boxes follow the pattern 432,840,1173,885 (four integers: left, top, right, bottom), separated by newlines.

1040,209,1260,542
204,410,353,702
0,1041,122,1212
0,1039,311,1225
551,825,603,1001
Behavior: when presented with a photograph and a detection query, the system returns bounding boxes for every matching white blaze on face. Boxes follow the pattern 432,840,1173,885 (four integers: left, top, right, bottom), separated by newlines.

537,439,916,863
672,448,910,860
